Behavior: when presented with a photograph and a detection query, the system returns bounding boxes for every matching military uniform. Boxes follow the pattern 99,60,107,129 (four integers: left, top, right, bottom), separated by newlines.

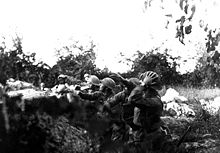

104,79,141,143
78,77,116,117
77,91,106,117
128,86,166,152
78,91,105,101
106,89,140,130
105,90,131,142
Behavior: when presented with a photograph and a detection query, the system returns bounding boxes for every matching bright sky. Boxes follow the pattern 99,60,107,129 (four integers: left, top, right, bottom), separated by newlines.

0,0,220,73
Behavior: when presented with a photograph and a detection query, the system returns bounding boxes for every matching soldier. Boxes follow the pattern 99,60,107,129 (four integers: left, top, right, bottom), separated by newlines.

84,73,90,82
86,75,101,93
75,77,116,119
80,75,100,93
127,71,168,152
75,77,116,152
102,74,141,147
51,74,70,97
110,73,139,93
105,74,142,127
77,77,115,101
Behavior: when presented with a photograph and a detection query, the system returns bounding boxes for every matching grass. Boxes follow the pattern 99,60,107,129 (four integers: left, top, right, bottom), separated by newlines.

166,86,220,101
159,85,220,152
175,86,220,100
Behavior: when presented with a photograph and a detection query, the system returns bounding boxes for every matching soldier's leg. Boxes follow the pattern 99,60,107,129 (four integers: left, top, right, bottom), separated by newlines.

132,128,147,153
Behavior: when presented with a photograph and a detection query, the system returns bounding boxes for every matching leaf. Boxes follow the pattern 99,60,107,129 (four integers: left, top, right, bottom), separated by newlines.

179,0,184,10
188,5,196,21
184,4,189,14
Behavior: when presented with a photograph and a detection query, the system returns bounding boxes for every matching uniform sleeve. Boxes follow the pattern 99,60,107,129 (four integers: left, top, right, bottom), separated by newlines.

128,86,163,109
107,91,125,108
119,79,136,93
128,86,145,103
78,91,103,101
134,96,162,108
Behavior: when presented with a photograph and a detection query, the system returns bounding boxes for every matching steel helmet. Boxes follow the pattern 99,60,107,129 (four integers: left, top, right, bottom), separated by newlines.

88,75,100,86
58,74,67,79
141,71,162,90
29,74,38,79
101,77,116,90
84,73,90,78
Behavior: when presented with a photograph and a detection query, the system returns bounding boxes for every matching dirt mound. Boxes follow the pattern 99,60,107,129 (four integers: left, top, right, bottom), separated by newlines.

1,112,92,153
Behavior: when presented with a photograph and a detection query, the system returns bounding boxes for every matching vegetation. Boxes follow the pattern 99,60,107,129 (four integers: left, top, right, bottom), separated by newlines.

173,86,220,100
1,1,220,150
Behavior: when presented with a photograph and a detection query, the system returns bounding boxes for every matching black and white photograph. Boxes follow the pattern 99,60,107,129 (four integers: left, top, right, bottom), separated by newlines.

0,0,220,152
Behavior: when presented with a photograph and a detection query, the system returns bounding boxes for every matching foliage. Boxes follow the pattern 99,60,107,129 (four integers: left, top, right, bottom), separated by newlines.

54,41,98,80
205,30,220,53
144,0,195,45
181,70,204,88
187,29,220,88
123,49,182,86
173,86,220,101
0,36,52,87
0,36,27,84
175,0,195,44
0,35,113,88
95,67,113,80
190,109,220,140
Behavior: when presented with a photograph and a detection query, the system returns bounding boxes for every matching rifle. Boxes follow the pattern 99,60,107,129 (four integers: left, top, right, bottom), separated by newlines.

176,125,191,147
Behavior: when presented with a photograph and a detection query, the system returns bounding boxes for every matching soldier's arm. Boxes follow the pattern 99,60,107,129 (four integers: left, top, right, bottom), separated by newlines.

110,73,135,90
128,86,162,108
78,91,102,100
119,76,136,91
134,96,162,108
128,86,145,103
107,91,125,108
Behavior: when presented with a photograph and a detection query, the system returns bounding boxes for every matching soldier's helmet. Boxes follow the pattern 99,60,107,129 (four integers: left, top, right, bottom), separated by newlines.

88,75,100,86
58,74,67,79
101,77,116,90
140,71,162,90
